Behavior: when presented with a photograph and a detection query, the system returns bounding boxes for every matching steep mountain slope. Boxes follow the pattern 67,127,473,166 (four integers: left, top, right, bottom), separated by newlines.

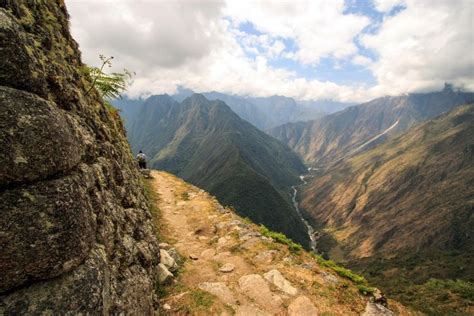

270,87,474,166
299,105,474,314
149,171,415,315
297,99,354,114
0,2,159,314
113,96,145,128
171,89,327,130
126,94,310,246
245,95,326,129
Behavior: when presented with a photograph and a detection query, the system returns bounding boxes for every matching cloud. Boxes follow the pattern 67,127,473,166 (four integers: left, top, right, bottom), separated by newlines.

67,0,373,102
363,0,474,94
66,0,473,103
68,0,226,70
372,0,406,13
352,55,373,67
225,0,370,65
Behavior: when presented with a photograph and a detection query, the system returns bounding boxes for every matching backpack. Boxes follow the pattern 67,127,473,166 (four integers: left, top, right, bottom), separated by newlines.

137,153,146,163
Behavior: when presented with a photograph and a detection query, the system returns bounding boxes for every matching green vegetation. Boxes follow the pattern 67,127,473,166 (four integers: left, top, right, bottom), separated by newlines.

85,55,133,98
259,225,303,253
143,179,163,241
83,55,133,115
189,289,214,309
181,191,189,201
356,284,376,296
311,253,378,296
398,278,474,315
314,255,366,285
349,248,474,314
426,279,474,301
242,217,253,225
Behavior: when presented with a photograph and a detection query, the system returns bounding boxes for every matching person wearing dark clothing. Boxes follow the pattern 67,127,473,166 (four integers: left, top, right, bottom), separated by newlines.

136,150,147,169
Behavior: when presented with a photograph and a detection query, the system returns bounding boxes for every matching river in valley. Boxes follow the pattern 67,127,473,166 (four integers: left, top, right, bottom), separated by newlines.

291,173,318,252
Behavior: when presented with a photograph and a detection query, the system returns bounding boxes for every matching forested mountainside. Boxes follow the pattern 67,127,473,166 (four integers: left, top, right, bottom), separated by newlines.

0,2,159,314
300,104,474,314
270,87,474,166
123,94,310,246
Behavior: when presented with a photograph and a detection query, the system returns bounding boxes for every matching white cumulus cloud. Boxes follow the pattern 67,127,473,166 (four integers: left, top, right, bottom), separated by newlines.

225,0,370,65
66,0,474,103
363,0,474,95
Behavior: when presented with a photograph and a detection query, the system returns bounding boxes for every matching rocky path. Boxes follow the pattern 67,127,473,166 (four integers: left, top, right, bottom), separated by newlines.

150,171,413,315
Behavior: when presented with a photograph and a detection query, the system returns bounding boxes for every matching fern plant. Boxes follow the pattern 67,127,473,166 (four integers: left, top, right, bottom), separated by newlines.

85,55,134,107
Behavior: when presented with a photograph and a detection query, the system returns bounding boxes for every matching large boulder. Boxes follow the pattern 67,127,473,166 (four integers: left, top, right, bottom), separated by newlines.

287,296,319,316
0,170,95,292
159,249,178,272
0,87,85,186
263,269,298,296
198,282,236,305
238,274,282,312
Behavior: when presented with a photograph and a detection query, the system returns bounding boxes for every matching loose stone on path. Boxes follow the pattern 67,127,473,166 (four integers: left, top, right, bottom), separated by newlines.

264,269,298,296
219,263,235,273
288,296,319,316
198,282,236,305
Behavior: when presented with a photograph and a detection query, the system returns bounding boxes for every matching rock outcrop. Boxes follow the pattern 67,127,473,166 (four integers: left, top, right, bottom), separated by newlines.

0,2,159,314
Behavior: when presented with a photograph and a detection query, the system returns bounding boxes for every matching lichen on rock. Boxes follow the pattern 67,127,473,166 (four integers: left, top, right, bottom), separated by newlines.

0,1,160,314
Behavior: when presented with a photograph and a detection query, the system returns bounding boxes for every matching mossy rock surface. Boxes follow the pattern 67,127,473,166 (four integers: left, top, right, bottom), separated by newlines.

0,2,160,314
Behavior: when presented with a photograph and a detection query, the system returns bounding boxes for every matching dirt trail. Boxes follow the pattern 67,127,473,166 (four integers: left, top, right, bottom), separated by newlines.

150,171,414,315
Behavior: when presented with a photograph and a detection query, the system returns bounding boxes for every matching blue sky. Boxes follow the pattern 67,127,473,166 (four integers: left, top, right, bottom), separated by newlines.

68,0,473,102
232,0,407,87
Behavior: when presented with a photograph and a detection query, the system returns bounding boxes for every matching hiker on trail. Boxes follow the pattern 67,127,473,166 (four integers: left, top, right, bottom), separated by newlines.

137,150,147,169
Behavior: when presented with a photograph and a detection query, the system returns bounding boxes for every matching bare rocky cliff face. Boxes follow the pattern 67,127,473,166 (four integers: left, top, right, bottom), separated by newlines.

0,1,159,314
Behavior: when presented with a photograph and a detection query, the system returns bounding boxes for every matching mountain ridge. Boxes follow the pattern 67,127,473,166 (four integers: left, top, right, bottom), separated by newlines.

114,89,353,131
124,93,311,246
270,88,474,166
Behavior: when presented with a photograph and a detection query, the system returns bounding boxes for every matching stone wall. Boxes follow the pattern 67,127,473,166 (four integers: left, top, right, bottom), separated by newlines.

0,1,160,314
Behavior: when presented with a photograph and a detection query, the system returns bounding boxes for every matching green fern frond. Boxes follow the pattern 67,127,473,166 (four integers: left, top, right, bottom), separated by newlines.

85,55,134,101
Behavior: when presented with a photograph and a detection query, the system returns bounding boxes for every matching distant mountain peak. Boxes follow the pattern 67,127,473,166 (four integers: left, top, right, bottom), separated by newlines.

183,93,210,104
147,94,173,102
271,89,474,166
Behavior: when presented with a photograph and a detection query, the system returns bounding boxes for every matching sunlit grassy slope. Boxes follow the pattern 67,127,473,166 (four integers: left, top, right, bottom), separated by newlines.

300,104,474,314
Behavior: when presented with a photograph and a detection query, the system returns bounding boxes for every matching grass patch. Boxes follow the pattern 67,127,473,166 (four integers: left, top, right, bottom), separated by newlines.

426,278,474,301
348,251,474,314
312,253,376,296
229,244,242,254
207,237,218,246
143,179,162,240
181,191,190,201
190,289,214,309
242,217,253,225
259,225,303,253
397,278,474,315
357,284,376,295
